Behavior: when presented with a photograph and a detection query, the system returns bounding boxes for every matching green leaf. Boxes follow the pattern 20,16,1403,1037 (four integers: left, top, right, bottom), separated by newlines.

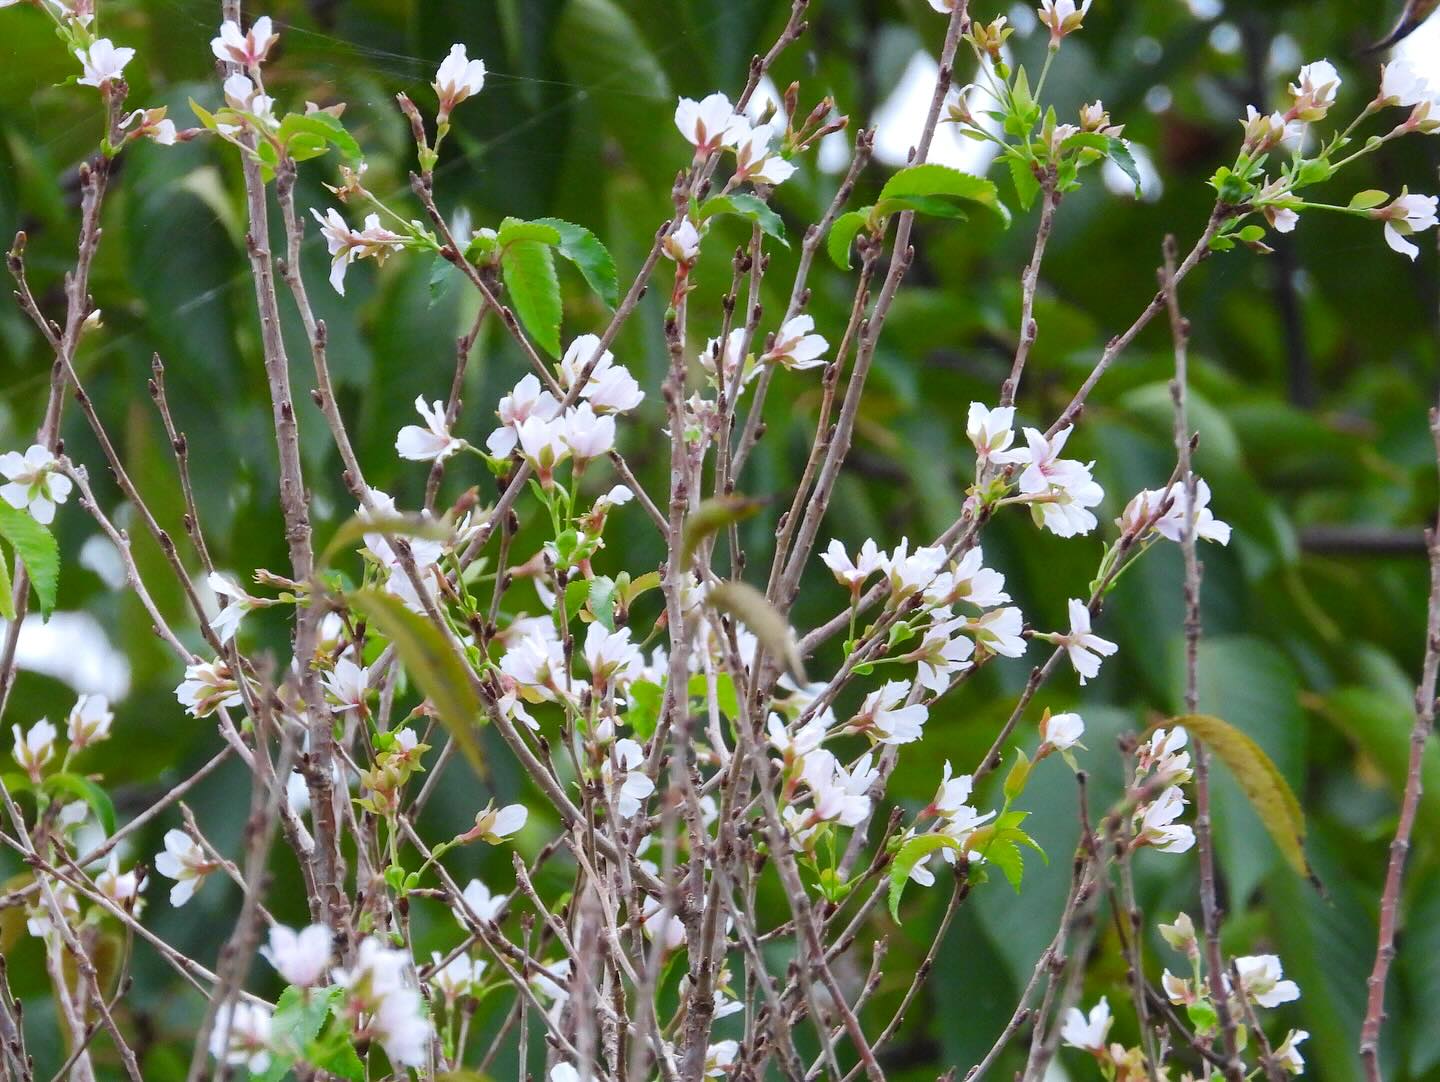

0,544,14,621
497,217,562,247
1172,712,1310,880
874,164,1010,227
0,504,58,618
43,772,116,835
277,113,361,163
1348,189,1389,211
889,834,963,921
305,1015,365,1081
500,239,562,357
259,985,343,1082
588,577,617,631
348,590,485,775
705,581,806,683
625,679,663,740
698,193,789,246
1003,747,1031,804
534,217,619,307
1007,156,1041,211
1105,137,1142,196
826,208,873,269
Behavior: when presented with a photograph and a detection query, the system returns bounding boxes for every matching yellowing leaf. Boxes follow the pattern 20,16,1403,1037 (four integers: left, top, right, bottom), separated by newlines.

349,589,485,775
1172,712,1310,880
705,581,806,683
680,495,764,567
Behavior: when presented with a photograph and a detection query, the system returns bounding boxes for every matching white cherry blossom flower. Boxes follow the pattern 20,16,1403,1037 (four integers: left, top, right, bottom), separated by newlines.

551,1064,580,1082
154,828,213,905
516,414,572,483
556,336,643,413
926,546,1009,609
322,655,370,714
910,621,975,695
820,537,883,592
465,802,527,844
333,938,432,1067
1153,478,1232,545
121,106,177,146
1136,786,1195,853
488,374,561,456
261,923,332,987
584,623,643,688
211,16,277,68
663,217,702,264
1275,1029,1309,1074
175,659,243,717
428,951,481,1003
767,711,828,770
881,538,947,602
1040,710,1085,751
1013,426,1105,537
1138,725,1192,784
1037,0,1092,42
855,680,929,744
642,896,687,951
66,693,113,749
700,329,757,393
967,605,1027,658
456,878,506,926
1052,599,1117,684
434,44,486,122
1381,60,1429,107
221,73,277,128
561,403,617,462
731,121,796,186
310,209,407,295
96,853,145,912
206,571,254,644
803,750,875,827
602,738,655,818
1377,190,1439,260
762,315,828,370
500,630,567,701
1,445,71,524
932,761,974,818
209,1001,273,1074
675,92,745,154
76,38,135,88
396,396,461,461
705,1039,739,1077
966,403,1026,466
1234,954,1301,1008
1059,996,1111,1051
12,719,56,782
1289,59,1341,121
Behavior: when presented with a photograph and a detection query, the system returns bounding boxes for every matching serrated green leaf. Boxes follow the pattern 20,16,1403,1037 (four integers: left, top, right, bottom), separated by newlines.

534,216,619,307
43,772,115,835
625,679,663,740
698,192,789,246
277,113,361,164
1105,137,1143,196
826,208,873,269
889,834,963,920
497,217,562,247
1008,156,1041,211
0,546,13,621
500,239,562,357
259,985,343,1082
348,590,484,775
588,576,617,631
877,163,1010,226
0,503,59,618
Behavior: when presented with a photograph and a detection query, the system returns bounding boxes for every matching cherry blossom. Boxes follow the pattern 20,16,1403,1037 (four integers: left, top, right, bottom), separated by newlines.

1059,996,1111,1052
66,693,113,749
584,623,643,689
1135,786,1196,854
967,403,1026,466
967,605,1027,658
730,121,796,186
154,828,213,905
1275,1030,1309,1073
602,738,655,818
464,802,528,844
209,1001,273,1074
322,655,370,714
663,217,702,264
908,621,975,695
881,538,947,602
76,38,134,88
1050,598,1118,684
1380,60,1429,107
206,571,253,644
1289,59,1341,121
456,878,506,926
1234,954,1301,1008
1376,190,1439,260
853,679,930,743
488,374,561,456
925,546,1009,609
11,719,56,782
95,853,145,912
175,659,243,718
1039,710,1085,751
675,92,745,155
762,315,828,370
332,938,432,1067
210,16,277,69
1037,0,1092,43
434,44,486,123
396,396,461,461
1,444,72,524
820,537,883,592
260,923,332,986
516,414,572,484
561,403,617,462
311,209,408,295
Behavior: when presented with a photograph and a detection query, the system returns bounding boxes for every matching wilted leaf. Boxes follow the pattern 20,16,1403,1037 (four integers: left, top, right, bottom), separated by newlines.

705,581,806,683
1171,712,1310,880
348,589,485,775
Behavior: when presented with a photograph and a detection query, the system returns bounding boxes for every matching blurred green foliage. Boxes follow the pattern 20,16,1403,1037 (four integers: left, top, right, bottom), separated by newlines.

2,0,1440,1078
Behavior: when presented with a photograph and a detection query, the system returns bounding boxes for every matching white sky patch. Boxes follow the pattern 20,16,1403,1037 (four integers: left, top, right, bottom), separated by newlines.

5,611,131,701
871,50,1004,176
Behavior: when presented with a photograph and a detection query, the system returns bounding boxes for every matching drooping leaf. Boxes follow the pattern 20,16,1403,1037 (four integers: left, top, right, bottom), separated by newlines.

826,208,873,269
705,581,806,683
680,495,764,567
533,217,619,307
500,239,562,357
889,833,963,920
0,503,59,618
1105,137,1143,197
1171,712,1310,880
874,164,1010,226
698,193,788,246
348,589,485,774
277,113,361,163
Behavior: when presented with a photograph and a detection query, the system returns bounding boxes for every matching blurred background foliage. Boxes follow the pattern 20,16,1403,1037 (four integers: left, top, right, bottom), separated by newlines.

2,0,1440,1078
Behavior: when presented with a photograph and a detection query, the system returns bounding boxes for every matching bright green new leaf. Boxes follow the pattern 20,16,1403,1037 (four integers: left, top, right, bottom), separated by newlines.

0,504,59,618
826,208,874,269
874,164,1010,226
498,217,563,247
44,772,116,835
534,217,619,307
889,833,963,920
698,193,789,246
500,239,563,357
